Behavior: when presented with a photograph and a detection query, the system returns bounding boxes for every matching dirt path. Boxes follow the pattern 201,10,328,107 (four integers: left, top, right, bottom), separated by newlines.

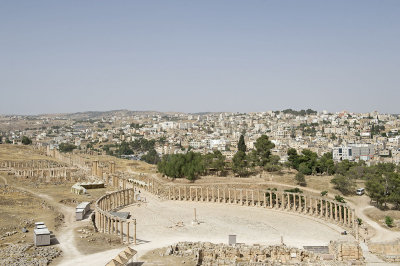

346,195,400,242
0,175,7,185
5,182,83,262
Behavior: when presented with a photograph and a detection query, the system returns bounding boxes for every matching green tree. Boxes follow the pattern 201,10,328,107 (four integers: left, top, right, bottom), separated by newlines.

253,135,275,166
59,143,76,153
21,136,32,145
116,142,133,156
232,151,249,177
295,172,307,186
237,135,246,153
331,174,355,195
141,149,160,165
385,216,394,227
204,150,226,175
287,148,300,169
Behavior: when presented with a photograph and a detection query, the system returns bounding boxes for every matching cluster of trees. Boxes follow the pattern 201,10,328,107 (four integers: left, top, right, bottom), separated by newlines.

140,149,160,165
281,109,317,116
232,135,277,176
130,123,144,129
370,124,385,137
21,136,32,145
157,151,205,180
365,164,400,209
59,143,76,153
157,150,227,180
329,161,400,209
287,149,334,175
102,138,161,164
157,135,277,180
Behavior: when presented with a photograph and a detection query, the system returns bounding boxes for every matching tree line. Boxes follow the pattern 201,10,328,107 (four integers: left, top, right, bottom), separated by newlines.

157,135,277,180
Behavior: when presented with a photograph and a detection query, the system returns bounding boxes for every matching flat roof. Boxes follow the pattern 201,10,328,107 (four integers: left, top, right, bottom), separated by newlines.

36,225,47,229
76,202,90,209
109,212,130,220
34,228,50,235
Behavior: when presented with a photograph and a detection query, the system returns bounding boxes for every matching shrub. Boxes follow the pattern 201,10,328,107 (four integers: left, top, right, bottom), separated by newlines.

321,191,328,197
334,195,346,203
385,216,394,227
295,172,307,186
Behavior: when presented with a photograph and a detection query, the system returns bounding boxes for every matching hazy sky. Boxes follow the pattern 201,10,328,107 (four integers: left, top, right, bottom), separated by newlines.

1,1,399,115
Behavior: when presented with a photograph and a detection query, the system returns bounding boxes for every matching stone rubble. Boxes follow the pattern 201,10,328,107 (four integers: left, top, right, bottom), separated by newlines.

0,243,62,266
165,241,365,266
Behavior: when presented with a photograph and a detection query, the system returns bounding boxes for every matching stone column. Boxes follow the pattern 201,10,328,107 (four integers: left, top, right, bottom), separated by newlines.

134,219,137,245
127,222,130,243
319,199,323,217
263,191,266,208
270,192,273,208
334,203,338,221
323,200,327,219
293,194,296,211
217,188,220,203
228,189,231,204
120,221,124,243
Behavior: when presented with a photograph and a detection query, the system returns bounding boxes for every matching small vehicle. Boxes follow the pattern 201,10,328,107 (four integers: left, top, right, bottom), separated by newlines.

356,188,365,195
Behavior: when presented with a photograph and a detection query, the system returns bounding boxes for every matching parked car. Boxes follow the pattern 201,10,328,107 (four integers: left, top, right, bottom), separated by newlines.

356,188,365,195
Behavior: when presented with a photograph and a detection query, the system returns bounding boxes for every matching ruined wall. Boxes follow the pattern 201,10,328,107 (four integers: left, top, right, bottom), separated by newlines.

368,241,400,262
165,241,364,265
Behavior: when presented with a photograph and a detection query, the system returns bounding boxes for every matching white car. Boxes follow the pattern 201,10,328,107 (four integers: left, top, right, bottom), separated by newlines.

356,188,365,195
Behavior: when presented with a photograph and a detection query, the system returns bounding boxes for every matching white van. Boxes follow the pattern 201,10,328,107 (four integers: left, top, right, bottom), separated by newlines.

356,188,365,195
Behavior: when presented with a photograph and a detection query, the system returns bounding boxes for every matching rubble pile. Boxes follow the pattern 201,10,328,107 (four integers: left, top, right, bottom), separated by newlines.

165,241,365,266
0,243,61,266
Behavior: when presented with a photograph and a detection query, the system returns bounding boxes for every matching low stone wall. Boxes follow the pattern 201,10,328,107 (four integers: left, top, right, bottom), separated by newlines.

368,241,400,262
94,188,137,244
164,241,363,265
328,241,363,261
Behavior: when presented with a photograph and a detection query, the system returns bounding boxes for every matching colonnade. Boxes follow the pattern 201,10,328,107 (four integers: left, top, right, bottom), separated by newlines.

95,188,137,244
0,160,81,182
91,160,115,178
168,186,359,237
0,160,66,169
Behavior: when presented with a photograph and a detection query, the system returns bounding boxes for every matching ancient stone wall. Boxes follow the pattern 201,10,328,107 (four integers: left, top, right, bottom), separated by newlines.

368,241,400,262
165,241,363,265
0,159,83,183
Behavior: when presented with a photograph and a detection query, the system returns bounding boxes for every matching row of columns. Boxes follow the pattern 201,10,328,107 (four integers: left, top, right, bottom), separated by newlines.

95,188,137,244
92,161,116,177
0,160,65,168
168,186,357,231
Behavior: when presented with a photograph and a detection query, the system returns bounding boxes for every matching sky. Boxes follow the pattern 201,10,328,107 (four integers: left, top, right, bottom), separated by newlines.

0,1,399,115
